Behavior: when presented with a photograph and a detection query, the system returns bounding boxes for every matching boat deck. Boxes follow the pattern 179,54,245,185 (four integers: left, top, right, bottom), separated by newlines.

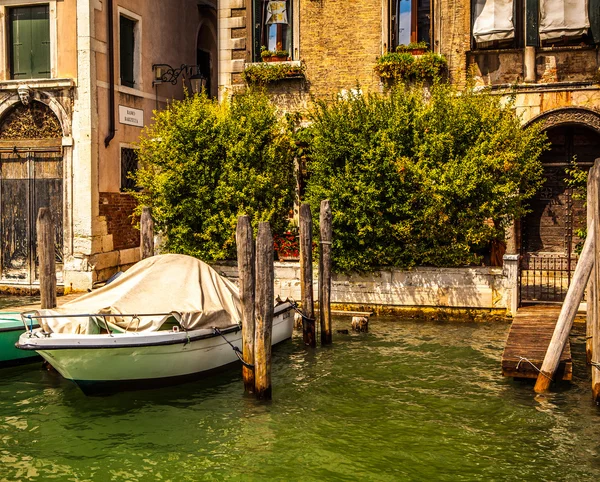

501,305,573,380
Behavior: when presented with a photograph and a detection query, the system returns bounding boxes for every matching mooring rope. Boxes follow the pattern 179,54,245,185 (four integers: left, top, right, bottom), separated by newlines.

590,361,600,370
516,356,553,381
285,297,316,323
213,327,254,370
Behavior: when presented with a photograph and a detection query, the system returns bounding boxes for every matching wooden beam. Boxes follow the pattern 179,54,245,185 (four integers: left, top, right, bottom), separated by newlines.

140,206,154,259
237,215,255,394
534,220,594,392
36,208,56,309
299,203,315,347
319,200,332,345
591,161,600,402
254,222,274,400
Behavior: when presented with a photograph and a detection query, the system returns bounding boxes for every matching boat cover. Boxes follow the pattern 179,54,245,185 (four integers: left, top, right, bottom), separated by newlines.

38,254,242,334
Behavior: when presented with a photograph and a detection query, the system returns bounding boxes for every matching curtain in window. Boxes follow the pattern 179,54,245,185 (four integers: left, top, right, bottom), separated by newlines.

539,0,590,40
473,0,515,43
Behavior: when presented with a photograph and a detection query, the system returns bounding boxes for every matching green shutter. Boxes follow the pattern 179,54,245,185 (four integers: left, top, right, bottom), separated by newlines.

120,16,135,87
590,0,600,45
31,6,50,78
9,6,50,80
525,0,539,47
10,7,33,79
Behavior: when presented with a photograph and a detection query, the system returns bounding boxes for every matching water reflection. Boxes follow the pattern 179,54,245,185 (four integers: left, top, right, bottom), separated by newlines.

1,317,600,480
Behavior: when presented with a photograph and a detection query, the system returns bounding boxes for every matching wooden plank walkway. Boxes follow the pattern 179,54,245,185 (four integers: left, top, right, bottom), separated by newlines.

501,305,572,380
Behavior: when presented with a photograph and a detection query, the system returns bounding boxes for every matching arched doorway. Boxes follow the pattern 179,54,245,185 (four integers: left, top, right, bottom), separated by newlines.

520,110,600,303
197,2,218,98
0,101,63,285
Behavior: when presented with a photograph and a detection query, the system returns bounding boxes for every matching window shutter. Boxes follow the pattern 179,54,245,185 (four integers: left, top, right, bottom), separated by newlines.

10,7,33,79
590,0,600,44
31,5,51,78
119,16,135,87
525,0,539,46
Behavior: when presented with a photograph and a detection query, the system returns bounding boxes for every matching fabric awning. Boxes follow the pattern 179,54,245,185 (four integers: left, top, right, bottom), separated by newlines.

473,0,515,43
539,0,590,40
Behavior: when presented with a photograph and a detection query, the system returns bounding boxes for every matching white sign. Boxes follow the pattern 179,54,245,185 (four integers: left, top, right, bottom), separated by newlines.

119,105,144,127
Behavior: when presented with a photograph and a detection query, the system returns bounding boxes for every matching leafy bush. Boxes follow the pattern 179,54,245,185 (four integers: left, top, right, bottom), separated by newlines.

375,52,447,84
300,84,548,272
242,63,305,85
132,91,295,261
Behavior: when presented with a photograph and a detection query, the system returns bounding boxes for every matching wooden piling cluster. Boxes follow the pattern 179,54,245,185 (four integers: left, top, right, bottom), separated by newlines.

236,216,275,400
533,159,600,402
299,201,332,347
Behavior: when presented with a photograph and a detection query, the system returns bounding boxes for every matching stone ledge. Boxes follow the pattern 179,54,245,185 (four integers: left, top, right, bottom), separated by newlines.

0,78,75,91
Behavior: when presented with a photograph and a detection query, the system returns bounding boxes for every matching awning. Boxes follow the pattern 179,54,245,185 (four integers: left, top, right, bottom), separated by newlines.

539,0,590,40
473,0,515,43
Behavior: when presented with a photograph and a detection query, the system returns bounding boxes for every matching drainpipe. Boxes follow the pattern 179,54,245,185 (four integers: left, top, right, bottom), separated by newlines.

104,0,115,147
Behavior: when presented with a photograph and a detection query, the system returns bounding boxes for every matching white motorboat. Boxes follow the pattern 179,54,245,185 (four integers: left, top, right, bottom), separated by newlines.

16,254,294,394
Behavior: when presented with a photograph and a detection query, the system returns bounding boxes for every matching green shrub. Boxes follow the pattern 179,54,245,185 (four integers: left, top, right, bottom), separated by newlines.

132,91,295,261
242,63,305,85
300,84,547,272
374,52,447,84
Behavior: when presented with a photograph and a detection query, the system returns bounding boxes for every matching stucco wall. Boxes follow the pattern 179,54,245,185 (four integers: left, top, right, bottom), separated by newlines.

213,257,519,316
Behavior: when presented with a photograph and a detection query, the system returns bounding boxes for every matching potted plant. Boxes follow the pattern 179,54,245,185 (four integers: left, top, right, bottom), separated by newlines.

261,46,290,62
395,41,429,56
242,62,306,85
274,227,299,261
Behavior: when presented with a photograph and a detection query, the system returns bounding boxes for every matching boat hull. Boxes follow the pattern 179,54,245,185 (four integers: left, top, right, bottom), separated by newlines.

0,314,39,367
18,304,294,393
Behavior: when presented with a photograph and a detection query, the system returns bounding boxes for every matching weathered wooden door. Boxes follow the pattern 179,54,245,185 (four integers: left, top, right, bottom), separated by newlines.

0,149,63,284
519,124,598,303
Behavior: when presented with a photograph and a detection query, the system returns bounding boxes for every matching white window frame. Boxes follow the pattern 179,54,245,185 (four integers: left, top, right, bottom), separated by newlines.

0,0,57,80
117,6,142,91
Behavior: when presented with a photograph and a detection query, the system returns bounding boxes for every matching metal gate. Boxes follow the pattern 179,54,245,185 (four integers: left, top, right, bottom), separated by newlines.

519,164,584,304
0,149,63,284
519,252,578,303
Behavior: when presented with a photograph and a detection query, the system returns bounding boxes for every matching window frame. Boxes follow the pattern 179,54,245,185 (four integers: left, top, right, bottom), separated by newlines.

388,0,432,50
0,0,57,81
119,144,140,192
117,7,142,90
251,0,299,63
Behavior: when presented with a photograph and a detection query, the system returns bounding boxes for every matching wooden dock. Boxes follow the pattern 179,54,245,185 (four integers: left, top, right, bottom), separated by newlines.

501,305,573,380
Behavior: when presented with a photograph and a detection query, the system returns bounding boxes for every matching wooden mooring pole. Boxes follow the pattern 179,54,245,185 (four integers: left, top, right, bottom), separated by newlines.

534,220,595,393
588,168,597,365
37,208,57,309
140,206,154,259
591,162,600,402
236,215,255,394
319,200,332,345
255,222,274,400
299,203,316,347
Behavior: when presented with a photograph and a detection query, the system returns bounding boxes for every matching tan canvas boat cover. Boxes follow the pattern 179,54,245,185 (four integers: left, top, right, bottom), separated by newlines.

539,0,590,40
39,254,242,334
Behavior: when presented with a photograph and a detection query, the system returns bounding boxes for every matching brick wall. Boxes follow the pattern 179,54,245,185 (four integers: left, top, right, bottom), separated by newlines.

299,0,382,98
99,193,139,250
437,0,471,87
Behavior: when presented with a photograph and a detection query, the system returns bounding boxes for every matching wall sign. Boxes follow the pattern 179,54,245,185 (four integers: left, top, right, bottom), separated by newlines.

118,105,144,127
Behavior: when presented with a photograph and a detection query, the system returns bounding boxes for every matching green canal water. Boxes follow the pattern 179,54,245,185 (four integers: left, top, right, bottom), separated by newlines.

1,317,600,481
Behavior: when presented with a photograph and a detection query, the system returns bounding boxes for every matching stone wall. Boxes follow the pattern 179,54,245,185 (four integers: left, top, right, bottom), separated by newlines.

214,255,519,316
